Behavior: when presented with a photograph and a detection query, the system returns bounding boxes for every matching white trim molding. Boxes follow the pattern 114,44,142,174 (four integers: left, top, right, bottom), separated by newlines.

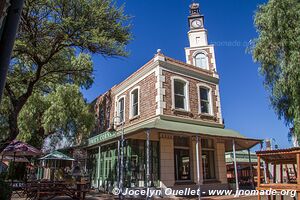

171,76,190,112
129,86,140,119
155,66,166,115
197,83,214,116
215,84,223,124
115,95,126,124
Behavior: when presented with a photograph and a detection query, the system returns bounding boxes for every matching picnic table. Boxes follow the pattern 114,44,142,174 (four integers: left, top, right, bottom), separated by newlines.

24,180,90,200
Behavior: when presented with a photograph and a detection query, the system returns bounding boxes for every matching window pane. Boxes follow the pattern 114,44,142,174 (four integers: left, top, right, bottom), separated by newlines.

132,89,138,104
202,150,216,179
195,53,208,69
118,98,124,122
201,139,214,148
201,101,209,113
200,88,208,100
174,80,185,95
174,80,186,109
131,89,139,117
132,103,138,116
175,95,185,109
200,87,210,114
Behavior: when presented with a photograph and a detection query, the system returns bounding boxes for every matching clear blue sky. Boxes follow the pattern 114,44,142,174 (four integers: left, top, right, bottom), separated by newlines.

82,0,292,149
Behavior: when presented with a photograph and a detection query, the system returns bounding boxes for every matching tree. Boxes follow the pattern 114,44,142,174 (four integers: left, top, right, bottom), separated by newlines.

0,0,131,152
252,0,300,141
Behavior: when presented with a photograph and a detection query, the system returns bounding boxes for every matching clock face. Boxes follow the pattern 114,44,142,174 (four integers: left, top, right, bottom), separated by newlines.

191,19,202,28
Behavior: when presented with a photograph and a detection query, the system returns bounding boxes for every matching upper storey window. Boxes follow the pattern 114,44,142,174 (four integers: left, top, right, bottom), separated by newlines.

117,97,125,123
199,86,212,115
173,78,189,110
195,53,208,70
130,88,139,118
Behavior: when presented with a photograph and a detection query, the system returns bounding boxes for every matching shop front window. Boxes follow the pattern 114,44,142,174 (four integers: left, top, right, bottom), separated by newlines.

201,138,216,180
174,136,190,181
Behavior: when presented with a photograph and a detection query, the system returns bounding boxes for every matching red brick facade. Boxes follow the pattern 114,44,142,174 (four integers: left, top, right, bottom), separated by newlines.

93,52,222,134
162,70,219,123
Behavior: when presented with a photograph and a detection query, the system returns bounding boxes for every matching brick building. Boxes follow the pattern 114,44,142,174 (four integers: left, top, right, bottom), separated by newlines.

86,3,260,193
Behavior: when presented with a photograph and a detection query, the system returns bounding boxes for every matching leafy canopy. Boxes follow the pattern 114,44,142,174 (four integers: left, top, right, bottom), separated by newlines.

0,0,131,150
252,0,300,139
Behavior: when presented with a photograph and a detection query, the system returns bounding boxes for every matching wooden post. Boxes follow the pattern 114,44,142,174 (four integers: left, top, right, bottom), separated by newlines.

272,163,276,200
266,162,270,183
285,164,290,182
257,156,261,200
293,164,297,179
296,154,300,200
280,164,283,200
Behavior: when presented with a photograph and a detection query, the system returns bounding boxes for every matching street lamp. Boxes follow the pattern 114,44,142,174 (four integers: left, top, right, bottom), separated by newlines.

112,116,125,200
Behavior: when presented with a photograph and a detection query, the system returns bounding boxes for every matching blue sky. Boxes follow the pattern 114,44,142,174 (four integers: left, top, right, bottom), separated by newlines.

82,0,291,149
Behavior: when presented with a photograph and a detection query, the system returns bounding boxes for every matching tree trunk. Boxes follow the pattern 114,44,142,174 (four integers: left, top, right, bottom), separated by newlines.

0,111,19,152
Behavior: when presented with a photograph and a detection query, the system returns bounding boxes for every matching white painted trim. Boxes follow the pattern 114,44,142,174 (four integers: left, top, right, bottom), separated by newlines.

171,76,190,111
216,85,223,124
162,67,217,86
114,62,159,96
155,66,166,115
115,95,126,124
129,86,140,119
197,83,214,116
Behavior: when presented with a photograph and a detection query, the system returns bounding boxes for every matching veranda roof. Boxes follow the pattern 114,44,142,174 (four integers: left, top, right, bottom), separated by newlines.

39,150,74,161
256,147,300,164
88,116,261,151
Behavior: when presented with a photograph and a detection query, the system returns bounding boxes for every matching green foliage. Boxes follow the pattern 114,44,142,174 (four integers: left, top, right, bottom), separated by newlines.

0,0,131,150
252,0,300,139
18,85,94,148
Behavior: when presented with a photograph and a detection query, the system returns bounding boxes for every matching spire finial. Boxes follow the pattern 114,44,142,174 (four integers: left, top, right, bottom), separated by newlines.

189,2,200,16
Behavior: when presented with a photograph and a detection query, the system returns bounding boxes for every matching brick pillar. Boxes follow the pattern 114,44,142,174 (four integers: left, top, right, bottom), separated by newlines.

216,142,227,183
159,133,175,188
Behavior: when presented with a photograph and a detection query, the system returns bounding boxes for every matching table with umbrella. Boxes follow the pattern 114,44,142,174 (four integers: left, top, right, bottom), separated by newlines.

0,140,42,197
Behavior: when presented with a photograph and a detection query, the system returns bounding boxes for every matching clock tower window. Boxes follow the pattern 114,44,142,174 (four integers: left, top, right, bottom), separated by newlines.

195,53,208,70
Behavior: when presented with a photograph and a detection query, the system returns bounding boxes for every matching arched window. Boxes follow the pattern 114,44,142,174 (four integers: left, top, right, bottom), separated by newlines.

195,53,208,69
199,86,212,115
117,97,125,123
172,78,189,110
130,88,139,118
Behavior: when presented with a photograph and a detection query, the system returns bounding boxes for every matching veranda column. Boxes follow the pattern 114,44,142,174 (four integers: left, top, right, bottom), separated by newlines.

297,154,300,200
146,129,151,200
232,139,239,191
247,148,255,189
196,135,201,200
97,146,101,189
257,156,261,200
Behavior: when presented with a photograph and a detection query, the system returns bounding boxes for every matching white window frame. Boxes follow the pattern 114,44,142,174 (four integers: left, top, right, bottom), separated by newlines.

129,86,140,119
116,95,126,124
192,50,209,70
197,83,213,115
171,76,190,111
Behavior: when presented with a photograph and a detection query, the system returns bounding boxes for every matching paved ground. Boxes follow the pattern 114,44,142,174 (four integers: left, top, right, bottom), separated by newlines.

11,194,295,200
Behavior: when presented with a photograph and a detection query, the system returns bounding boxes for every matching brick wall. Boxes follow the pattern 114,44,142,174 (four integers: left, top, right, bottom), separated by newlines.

112,72,157,127
162,70,220,124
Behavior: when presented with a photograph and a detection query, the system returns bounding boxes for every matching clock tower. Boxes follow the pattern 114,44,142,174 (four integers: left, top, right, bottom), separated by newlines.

185,2,217,73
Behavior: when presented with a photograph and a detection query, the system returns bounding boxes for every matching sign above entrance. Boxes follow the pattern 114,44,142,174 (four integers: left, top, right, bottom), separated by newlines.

88,131,117,146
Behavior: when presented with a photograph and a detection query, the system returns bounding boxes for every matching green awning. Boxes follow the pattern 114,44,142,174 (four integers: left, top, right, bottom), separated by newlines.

88,116,261,150
39,150,74,161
